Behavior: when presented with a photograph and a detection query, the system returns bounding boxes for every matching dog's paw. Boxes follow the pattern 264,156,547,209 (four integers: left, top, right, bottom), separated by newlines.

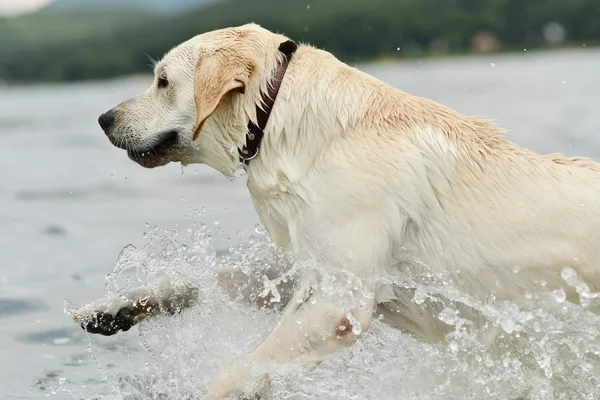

73,294,153,336
78,307,135,336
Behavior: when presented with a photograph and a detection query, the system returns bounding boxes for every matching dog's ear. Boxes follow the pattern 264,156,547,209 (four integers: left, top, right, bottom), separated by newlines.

192,51,250,141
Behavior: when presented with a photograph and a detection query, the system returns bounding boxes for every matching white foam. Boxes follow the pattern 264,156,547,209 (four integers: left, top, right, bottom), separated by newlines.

60,209,600,399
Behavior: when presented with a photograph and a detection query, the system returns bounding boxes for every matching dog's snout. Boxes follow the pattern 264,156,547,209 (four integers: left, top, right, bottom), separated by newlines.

98,109,116,134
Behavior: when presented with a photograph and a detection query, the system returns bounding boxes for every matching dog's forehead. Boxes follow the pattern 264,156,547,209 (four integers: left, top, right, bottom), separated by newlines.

157,35,215,77
155,24,270,76
157,42,196,73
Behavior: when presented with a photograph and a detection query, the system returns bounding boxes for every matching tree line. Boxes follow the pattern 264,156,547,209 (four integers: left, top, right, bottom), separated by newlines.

1,0,599,83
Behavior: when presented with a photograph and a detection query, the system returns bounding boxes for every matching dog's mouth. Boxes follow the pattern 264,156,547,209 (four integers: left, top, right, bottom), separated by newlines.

122,130,181,168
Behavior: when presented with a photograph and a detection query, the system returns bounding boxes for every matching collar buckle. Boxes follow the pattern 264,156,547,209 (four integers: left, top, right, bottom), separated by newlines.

238,146,259,165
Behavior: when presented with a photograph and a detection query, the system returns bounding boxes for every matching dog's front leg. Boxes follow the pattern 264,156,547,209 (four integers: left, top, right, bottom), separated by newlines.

73,262,296,336
73,276,199,336
202,278,375,399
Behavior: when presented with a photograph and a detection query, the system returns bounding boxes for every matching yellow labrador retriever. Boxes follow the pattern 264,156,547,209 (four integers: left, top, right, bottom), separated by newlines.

74,23,600,399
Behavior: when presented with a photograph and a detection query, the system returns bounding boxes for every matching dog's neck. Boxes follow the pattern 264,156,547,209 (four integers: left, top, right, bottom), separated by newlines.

244,48,369,184
197,45,368,180
192,43,298,176
238,40,297,165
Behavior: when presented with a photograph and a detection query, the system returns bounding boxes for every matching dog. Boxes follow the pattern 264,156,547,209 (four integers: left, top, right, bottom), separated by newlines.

74,23,600,399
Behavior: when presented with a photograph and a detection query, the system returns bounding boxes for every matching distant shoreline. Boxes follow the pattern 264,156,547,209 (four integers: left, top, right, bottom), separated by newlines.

368,42,597,64
1,44,597,88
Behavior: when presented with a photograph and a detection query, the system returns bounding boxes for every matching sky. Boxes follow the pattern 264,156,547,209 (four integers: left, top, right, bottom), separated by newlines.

0,0,52,16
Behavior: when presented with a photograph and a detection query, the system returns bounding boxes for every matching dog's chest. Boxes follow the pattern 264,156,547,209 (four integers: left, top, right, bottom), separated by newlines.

246,172,305,250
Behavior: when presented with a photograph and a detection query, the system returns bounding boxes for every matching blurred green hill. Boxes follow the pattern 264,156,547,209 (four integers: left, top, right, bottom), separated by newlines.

45,0,218,13
1,0,599,83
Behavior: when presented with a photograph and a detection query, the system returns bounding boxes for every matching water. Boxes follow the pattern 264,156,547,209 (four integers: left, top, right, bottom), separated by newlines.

1,48,600,399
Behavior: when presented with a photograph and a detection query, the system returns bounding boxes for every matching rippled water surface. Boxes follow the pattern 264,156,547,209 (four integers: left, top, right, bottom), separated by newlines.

1,48,600,399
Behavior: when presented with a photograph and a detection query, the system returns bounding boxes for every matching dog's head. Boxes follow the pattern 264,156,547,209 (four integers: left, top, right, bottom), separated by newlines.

98,24,290,175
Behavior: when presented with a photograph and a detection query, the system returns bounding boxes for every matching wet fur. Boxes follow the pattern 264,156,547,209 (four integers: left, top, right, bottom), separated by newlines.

76,24,600,399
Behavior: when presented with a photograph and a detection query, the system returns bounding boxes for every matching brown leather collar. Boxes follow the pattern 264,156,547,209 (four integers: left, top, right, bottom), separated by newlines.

238,40,297,165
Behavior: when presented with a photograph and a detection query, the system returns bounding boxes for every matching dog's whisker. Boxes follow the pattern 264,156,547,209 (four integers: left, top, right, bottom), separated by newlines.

124,136,131,153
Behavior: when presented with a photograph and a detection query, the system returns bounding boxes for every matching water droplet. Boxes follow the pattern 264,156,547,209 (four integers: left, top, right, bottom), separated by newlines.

553,288,566,303
500,318,516,334
214,220,220,226
438,307,459,325
396,47,400,51
306,4,310,9
413,288,428,304
561,266,577,283
449,341,459,353
586,344,600,356
490,62,496,67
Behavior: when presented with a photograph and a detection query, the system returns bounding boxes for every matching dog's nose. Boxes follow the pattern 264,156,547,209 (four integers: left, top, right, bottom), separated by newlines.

98,109,116,134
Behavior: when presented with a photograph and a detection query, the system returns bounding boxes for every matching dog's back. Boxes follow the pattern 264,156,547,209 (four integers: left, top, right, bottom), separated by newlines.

264,46,600,341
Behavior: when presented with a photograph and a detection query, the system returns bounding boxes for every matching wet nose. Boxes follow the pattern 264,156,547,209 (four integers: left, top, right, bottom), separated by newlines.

98,109,116,134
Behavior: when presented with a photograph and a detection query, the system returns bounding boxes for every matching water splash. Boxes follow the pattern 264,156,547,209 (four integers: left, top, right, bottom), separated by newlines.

180,163,187,179
57,212,600,399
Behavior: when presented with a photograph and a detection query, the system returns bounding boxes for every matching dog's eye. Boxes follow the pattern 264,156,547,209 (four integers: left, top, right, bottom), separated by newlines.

157,76,168,89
